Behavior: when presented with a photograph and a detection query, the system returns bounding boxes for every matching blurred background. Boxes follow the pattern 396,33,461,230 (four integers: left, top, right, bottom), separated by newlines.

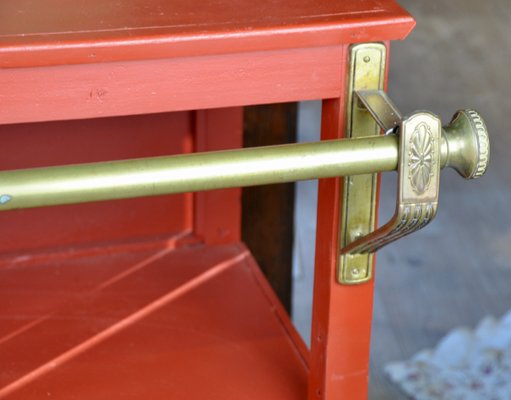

289,1,511,398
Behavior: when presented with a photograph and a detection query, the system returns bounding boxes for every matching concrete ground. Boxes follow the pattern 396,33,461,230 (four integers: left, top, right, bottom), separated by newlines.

291,1,511,398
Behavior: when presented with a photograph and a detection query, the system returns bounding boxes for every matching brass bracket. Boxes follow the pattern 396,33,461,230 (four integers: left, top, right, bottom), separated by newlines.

342,111,441,254
338,43,387,285
338,43,444,285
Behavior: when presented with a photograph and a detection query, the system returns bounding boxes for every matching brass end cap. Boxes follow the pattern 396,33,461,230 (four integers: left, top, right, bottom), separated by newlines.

444,109,490,179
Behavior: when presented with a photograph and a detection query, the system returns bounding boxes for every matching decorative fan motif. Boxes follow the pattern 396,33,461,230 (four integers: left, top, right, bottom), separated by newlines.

408,123,435,194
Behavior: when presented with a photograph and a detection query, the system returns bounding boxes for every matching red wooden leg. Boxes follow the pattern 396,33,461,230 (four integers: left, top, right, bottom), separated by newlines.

308,96,376,399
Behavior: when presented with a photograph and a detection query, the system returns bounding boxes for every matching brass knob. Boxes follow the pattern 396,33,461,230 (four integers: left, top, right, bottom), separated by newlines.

443,109,490,179
340,107,491,263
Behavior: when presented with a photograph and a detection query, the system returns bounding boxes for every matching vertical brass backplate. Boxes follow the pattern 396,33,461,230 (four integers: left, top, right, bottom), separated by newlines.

338,43,386,285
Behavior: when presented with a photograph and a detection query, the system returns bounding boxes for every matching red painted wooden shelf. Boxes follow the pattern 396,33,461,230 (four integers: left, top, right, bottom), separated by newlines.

0,238,308,399
0,0,415,398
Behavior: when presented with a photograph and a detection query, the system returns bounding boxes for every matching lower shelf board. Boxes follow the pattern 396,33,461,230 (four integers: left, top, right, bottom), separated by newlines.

0,240,308,399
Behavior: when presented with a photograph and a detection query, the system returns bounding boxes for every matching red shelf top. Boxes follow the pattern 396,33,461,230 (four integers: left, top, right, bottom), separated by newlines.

0,0,414,68
0,240,308,399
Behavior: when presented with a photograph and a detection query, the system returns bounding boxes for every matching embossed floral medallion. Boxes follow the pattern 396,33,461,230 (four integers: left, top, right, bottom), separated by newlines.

408,122,435,194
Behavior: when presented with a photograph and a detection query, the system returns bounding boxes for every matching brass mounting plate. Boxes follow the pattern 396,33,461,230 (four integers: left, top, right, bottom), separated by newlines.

338,43,386,285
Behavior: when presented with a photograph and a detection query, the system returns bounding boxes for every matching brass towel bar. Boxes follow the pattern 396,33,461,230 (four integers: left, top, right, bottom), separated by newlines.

0,118,484,212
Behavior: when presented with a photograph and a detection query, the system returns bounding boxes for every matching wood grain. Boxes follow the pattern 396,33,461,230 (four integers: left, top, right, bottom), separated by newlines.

242,103,297,311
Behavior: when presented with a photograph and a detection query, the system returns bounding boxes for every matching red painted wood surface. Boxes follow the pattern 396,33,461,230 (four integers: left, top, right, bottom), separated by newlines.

0,112,193,254
194,108,243,245
0,47,343,125
308,43,390,400
0,240,308,399
0,0,414,68
0,108,241,256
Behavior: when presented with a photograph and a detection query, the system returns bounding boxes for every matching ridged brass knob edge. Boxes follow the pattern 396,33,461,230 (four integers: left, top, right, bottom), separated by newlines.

443,109,490,179
464,109,490,179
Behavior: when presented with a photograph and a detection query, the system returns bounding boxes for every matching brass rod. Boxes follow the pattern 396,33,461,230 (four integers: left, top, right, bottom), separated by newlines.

0,134,448,211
